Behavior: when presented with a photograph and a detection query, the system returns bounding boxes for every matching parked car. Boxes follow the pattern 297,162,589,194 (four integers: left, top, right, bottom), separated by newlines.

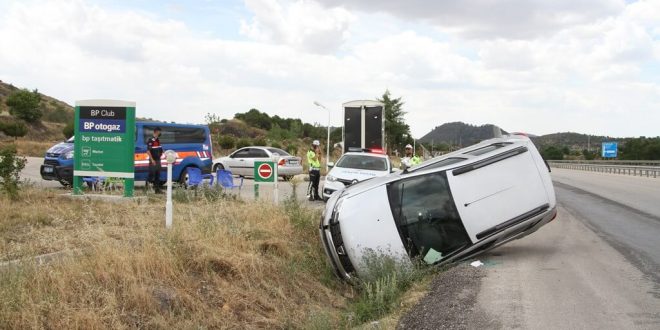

212,146,302,180
319,135,557,280
322,151,393,201
40,122,213,186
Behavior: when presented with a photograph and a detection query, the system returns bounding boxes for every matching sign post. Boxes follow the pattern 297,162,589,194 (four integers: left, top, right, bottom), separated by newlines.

73,100,136,197
254,160,278,203
602,142,618,159
164,150,177,229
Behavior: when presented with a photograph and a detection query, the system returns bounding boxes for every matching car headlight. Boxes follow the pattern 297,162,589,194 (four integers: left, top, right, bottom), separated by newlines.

326,175,337,182
63,150,74,159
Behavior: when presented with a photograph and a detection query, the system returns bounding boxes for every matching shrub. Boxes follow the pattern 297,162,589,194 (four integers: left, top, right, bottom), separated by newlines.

0,145,27,200
0,120,28,140
6,88,42,123
270,141,282,149
62,121,74,139
286,144,298,155
253,136,267,146
236,137,252,149
217,135,235,150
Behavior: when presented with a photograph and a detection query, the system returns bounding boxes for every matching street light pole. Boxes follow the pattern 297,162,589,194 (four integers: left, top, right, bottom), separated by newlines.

314,101,331,172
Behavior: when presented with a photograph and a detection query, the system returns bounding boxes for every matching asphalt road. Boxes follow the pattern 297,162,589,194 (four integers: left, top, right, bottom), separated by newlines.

472,168,660,329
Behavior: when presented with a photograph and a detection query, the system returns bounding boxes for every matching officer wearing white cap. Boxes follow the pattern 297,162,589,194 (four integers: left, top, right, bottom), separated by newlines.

401,144,421,169
307,140,322,201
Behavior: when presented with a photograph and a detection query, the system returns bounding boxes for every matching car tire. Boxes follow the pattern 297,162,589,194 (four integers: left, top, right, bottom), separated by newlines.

213,163,224,172
283,175,293,181
59,179,72,187
179,167,192,188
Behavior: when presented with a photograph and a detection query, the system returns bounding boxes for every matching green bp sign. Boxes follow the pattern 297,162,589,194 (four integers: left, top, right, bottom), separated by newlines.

73,100,136,197
254,161,276,183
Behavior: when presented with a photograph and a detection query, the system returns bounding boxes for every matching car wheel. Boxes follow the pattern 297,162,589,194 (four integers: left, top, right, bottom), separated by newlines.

283,175,293,181
213,163,225,172
179,167,191,188
59,179,71,187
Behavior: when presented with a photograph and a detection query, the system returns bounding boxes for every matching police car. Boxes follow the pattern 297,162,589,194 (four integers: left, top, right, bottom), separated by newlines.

322,151,393,202
320,134,557,280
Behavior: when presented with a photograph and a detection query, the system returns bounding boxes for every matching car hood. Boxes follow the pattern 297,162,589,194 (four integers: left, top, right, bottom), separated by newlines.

47,142,73,155
329,167,388,182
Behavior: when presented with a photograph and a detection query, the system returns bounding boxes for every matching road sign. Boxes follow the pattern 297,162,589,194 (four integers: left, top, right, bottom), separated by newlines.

602,142,618,158
73,100,136,196
254,161,276,183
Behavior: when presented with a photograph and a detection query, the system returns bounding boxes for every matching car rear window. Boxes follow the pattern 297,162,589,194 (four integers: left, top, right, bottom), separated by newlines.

387,171,471,264
267,148,290,156
143,126,207,144
463,142,512,156
336,154,388,171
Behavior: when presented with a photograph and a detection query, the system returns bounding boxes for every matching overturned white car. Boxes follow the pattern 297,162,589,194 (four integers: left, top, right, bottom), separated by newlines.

319,135,557,280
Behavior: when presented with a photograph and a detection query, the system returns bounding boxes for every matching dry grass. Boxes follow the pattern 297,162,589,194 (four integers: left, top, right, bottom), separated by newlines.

0,188,351,329
0,139,54,157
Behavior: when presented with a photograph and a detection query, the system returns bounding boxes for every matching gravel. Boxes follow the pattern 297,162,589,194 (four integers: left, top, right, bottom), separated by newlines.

397,263,497,330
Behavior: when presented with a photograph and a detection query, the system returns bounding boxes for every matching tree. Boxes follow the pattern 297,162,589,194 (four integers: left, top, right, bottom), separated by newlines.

378,90,411,154
541,146,564,160
6,89,42,123
1,120,28,140
62,121,74,139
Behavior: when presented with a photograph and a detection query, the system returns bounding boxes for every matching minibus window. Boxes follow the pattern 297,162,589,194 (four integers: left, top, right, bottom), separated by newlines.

143,126,206,144
387,172,471,264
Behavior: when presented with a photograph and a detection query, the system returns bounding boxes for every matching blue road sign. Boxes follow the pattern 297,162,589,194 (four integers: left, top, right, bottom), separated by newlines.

602,142,618,158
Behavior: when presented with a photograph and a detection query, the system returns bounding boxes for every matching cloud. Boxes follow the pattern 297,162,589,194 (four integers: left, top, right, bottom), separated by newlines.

316,0,625,39
0,0,658,139
240,0,354,53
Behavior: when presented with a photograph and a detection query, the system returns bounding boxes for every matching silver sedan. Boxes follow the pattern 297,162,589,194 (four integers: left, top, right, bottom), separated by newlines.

212,146,303,180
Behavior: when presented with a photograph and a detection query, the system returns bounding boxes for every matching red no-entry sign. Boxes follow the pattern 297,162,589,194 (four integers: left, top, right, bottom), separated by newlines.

254,161,276,183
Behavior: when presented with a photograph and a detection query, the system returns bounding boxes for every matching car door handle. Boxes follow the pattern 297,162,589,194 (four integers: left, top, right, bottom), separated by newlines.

239,159,245,161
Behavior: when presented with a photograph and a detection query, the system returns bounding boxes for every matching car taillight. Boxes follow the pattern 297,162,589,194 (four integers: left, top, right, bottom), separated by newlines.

367,148,386,154
278,159,286,166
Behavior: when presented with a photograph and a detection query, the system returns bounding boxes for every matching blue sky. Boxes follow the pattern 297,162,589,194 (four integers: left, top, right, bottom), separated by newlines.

0,0,659,138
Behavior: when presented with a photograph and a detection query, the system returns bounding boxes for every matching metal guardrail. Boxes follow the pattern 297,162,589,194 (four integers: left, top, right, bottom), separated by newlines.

549,161,660,178
550,160,660,166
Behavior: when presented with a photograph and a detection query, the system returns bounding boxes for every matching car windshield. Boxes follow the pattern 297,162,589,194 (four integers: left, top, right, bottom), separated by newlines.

267,148,290,156
387,171,471,264
336,154,388,171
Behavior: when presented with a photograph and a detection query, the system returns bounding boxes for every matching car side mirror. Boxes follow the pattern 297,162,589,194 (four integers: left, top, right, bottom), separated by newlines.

328,162,334,168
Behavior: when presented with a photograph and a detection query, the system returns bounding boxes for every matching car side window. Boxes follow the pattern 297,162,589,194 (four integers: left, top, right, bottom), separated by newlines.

233,148,251,158
387,171,471,264
250,149,269,158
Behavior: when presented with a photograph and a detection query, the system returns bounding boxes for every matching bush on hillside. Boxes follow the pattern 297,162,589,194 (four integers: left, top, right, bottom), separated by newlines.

253,136,267,146
0,120,28,140
270,141,282,149
62,121,74,139
6,88,42,123
218,135,235,149
236,138,252,149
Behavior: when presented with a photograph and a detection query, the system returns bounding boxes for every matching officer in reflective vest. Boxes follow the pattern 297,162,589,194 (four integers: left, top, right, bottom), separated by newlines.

307,140,322,201
401,144,421,169
147,127,163,193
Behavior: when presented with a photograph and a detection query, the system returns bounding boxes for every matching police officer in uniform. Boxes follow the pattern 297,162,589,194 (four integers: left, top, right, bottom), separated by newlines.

307,140,322,201
147,127,163,193
401,144,421,169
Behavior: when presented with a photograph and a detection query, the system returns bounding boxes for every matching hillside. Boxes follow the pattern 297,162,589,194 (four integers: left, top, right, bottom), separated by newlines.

0,80,75,156
418,122,507,147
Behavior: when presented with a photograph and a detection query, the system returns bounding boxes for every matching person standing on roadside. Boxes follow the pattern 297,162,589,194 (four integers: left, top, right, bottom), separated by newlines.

401,144,421,169
307,140,322,201
147,127,163,193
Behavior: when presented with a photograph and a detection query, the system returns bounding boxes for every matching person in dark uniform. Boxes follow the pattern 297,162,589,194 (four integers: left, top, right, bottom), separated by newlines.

147,127,163,193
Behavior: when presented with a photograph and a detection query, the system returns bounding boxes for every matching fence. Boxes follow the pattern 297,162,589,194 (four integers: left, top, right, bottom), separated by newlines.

549,161,660,178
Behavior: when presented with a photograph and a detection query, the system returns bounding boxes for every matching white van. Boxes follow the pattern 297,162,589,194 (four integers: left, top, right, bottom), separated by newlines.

319,135,557,280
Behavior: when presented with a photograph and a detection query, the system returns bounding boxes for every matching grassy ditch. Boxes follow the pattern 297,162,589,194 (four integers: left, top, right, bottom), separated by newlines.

0,187,435,329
